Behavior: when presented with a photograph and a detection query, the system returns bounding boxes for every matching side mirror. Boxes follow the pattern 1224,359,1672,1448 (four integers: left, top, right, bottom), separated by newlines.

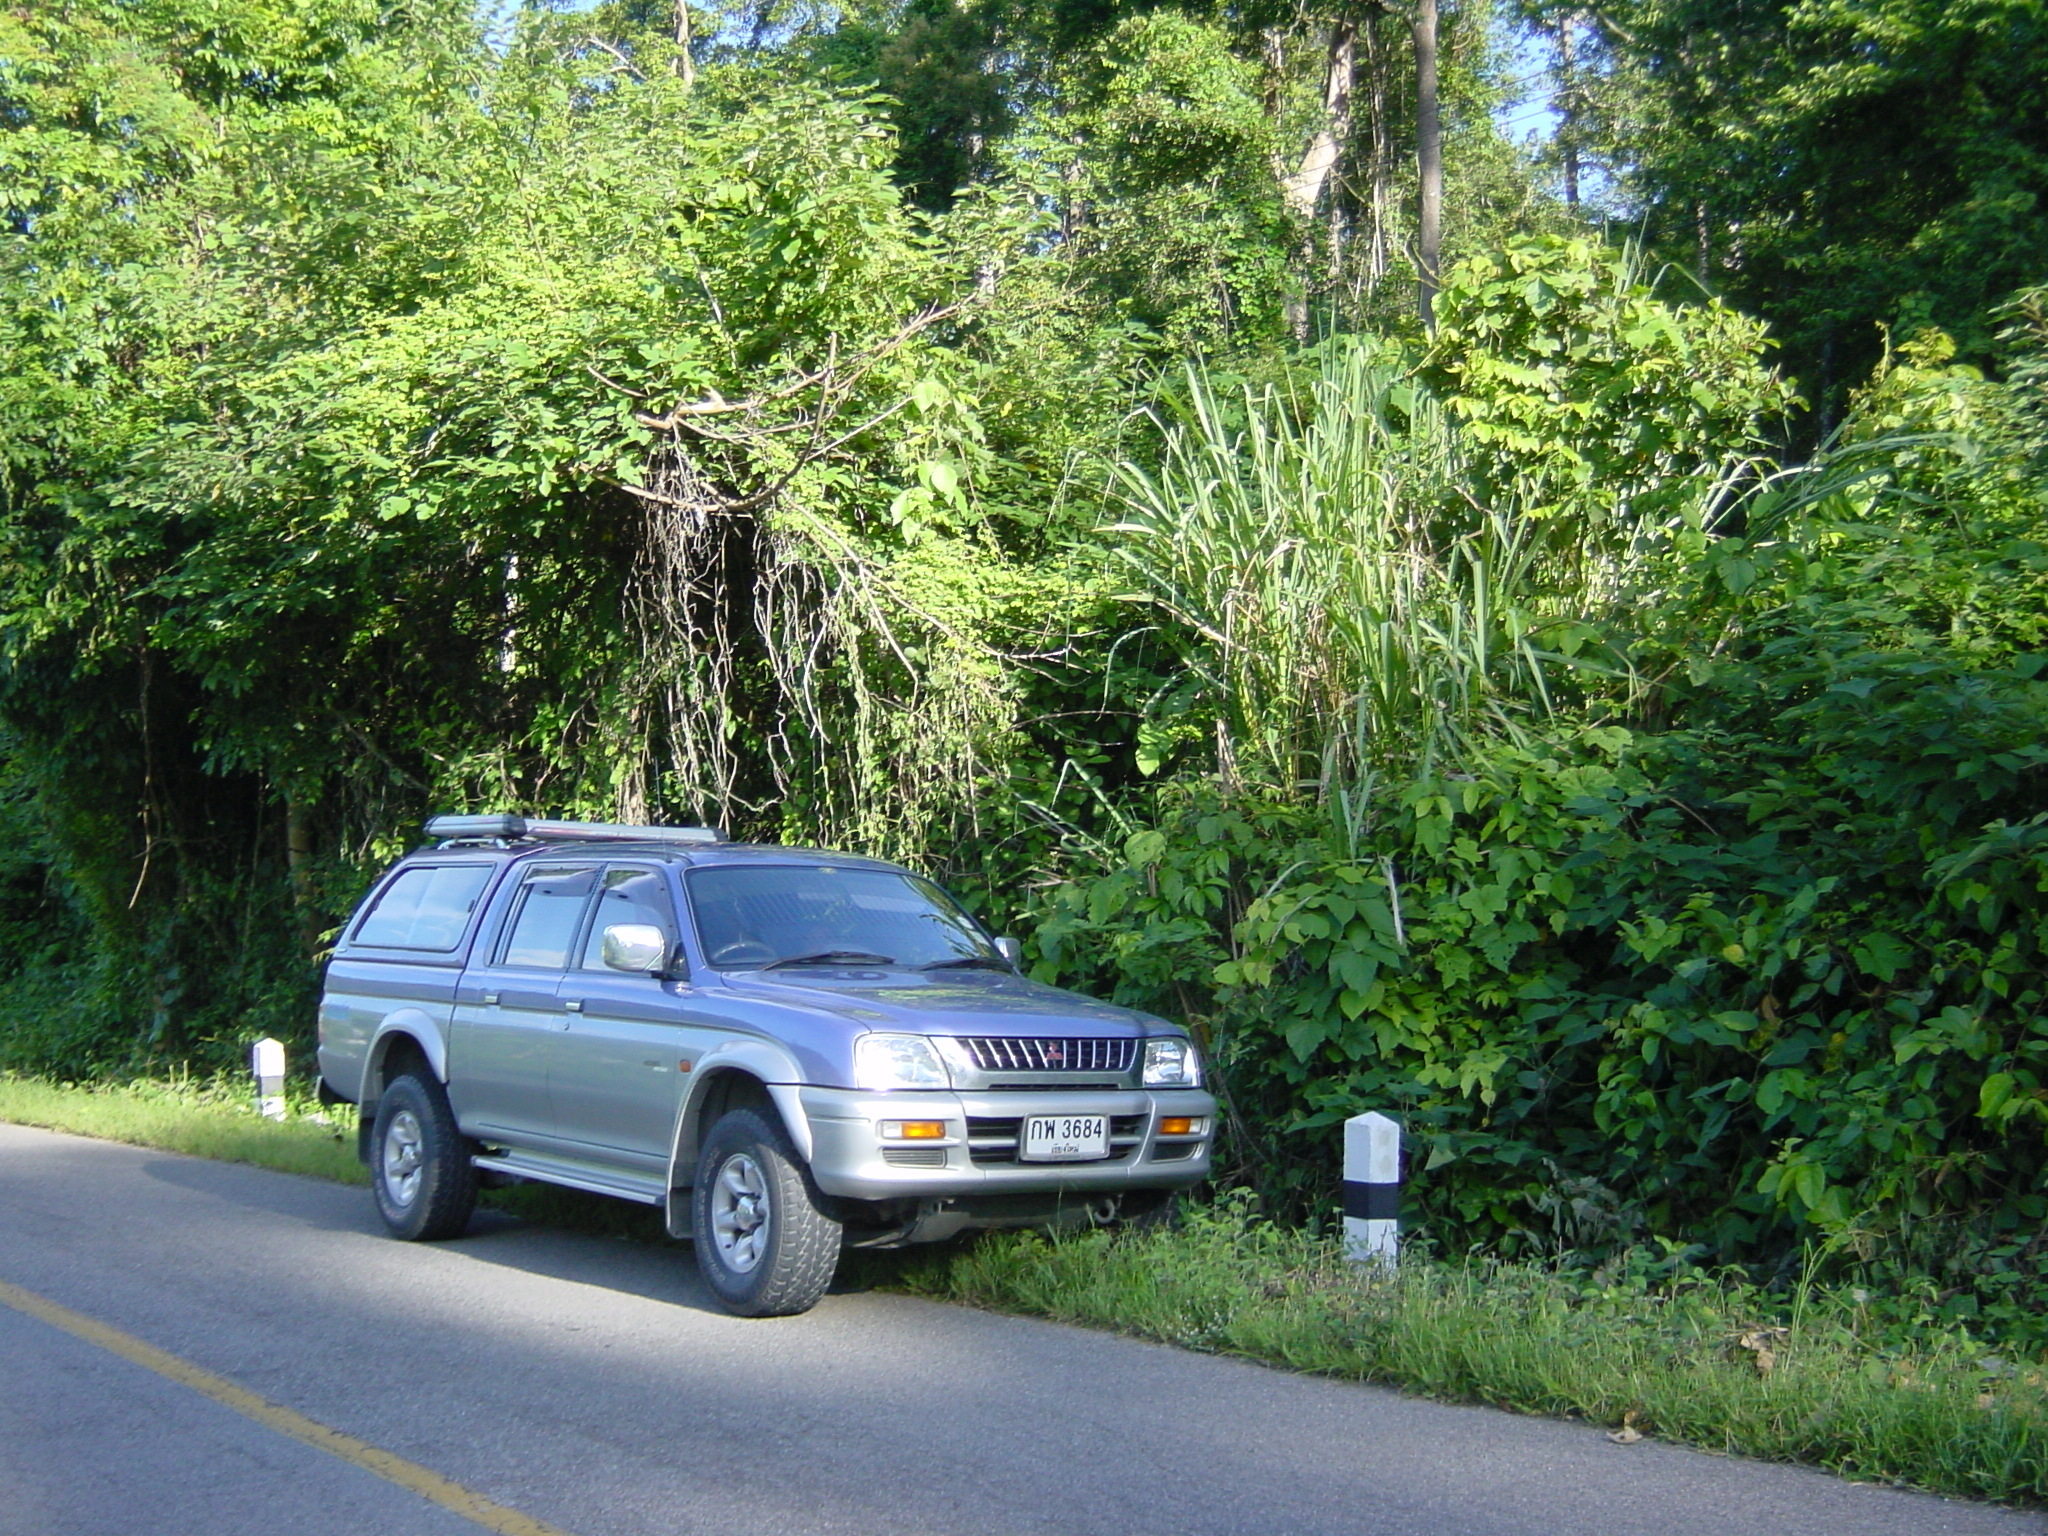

994,936,1023,967
601,923,669,974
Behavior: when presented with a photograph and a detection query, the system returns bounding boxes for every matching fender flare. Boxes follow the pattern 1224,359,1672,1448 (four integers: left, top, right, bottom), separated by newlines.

359,1011,449,1108
663,1040,812,1236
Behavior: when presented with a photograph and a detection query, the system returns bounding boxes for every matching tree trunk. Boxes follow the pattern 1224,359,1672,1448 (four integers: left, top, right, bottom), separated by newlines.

1261,28,1287,129
1281,18,1358,337
1413,0,1441,327
673,0,695,86
1282,19,1358,222
1559,12,1580,209
284,791,317,953
1365,10,1392,290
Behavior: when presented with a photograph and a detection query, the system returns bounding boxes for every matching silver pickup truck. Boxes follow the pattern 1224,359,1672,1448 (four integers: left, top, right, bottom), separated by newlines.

316,816,1215,1315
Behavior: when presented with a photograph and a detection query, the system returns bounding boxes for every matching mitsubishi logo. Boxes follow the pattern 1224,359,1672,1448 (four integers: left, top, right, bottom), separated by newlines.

1043,1040,1066,1068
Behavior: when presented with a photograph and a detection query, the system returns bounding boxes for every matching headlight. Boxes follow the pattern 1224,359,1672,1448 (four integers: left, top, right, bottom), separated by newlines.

854,1033,950,1091
1142,1036,1201,1088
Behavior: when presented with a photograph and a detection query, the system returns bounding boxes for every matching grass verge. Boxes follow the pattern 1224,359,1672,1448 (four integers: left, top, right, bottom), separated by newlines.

0,1072,672,1236
886,1201,2048,1507
4,1077,2041,1505
0,1072,365,1185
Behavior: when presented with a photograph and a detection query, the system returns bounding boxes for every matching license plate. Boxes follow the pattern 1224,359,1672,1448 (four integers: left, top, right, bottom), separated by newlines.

1020,1113,1109,1162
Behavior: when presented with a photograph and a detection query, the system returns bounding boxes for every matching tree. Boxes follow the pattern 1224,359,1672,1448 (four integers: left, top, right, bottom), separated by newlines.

0,0,1040,1062
1558,0,2048,424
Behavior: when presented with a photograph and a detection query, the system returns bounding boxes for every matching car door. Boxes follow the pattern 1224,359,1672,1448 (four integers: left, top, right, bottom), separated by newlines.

447,862,599,1145
548,863,702,1171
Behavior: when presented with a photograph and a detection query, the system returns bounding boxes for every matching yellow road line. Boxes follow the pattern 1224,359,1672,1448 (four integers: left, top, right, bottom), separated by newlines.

0,1276,577,1536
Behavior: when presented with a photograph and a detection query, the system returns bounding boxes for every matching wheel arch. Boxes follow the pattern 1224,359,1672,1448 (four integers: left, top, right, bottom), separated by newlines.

663,1043,813,1237
360,1013,447,1116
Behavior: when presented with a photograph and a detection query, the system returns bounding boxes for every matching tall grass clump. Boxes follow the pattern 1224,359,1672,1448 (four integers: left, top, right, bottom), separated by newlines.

1102,340,1646,797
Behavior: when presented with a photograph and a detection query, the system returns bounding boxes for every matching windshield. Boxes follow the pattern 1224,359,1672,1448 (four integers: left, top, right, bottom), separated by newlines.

686,865,1000,971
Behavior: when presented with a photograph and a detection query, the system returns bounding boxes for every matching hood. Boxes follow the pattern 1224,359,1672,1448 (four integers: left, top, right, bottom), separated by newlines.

722,967,1159,1036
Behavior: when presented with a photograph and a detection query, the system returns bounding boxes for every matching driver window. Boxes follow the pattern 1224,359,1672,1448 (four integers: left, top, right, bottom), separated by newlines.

578,866,676,970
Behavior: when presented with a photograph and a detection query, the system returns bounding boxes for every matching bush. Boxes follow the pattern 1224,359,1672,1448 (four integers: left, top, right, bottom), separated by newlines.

1029,587,2048,1317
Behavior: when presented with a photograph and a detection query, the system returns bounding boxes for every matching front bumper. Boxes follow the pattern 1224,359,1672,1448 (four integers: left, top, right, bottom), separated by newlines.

799,1085,1216,1201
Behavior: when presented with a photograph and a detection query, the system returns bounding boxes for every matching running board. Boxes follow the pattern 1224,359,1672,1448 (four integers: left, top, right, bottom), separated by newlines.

471,1152,667,1206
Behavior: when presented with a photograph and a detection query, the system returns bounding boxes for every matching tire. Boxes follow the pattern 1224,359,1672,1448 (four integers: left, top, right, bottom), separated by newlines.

692,1108,841,1317
371,1072,479,1242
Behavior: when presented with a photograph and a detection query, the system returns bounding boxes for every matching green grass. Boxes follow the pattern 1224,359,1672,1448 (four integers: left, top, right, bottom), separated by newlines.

883,1201,2048,1507
0,1071,366,1185
0,1071,674,1235
5,1076,2042,1505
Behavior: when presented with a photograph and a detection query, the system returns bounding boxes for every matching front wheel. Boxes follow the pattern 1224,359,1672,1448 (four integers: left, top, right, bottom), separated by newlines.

371,1073,479,1241
692,1108,841,1316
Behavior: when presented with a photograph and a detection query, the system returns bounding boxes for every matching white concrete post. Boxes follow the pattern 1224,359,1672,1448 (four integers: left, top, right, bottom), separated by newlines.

252,1038,286,1122
1342,1111,1400,1267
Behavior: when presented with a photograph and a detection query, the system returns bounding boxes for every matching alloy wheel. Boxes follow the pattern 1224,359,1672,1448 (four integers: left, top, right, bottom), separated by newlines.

381,1108,425,1209
710,1151,769,1272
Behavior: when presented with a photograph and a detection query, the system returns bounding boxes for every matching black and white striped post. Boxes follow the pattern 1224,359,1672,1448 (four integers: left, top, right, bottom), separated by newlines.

1342,1111,1400,1268
252,1037,286,1122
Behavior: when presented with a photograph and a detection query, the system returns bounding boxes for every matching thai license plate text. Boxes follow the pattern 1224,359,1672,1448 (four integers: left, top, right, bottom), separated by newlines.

1020,1113,1109,1161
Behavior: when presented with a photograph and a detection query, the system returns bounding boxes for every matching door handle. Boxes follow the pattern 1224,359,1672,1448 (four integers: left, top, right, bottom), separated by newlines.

481,992,500,1006
563,999,583,1012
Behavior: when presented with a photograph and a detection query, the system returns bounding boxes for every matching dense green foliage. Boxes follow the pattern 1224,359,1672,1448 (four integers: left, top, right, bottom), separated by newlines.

1530,0,2048,422
1034,306,2048,1318
1,0,2045,1319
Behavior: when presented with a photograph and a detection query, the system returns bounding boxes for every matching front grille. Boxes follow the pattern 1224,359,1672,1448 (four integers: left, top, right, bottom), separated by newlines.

967,1113,1147,1166
957,1037,1136,1074
882,1146,949,1169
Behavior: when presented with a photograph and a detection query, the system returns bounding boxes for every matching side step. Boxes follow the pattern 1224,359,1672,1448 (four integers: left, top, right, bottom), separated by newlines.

471,1151,666,1206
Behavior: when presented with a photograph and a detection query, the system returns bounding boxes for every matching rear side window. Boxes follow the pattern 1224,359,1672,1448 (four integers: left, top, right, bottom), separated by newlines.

351,865,494,952
499,866,600,969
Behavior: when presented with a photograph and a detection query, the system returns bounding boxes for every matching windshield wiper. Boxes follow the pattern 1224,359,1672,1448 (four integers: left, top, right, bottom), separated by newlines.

917,954,1010,971
761,950,898,970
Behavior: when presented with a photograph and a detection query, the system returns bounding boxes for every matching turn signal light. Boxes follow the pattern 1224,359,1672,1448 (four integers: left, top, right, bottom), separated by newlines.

879,1120,947,1140
1158,1117,1198,1136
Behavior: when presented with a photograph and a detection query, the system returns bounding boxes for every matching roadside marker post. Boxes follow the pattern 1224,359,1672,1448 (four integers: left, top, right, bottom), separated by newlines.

252,1037,286,1122
1342,1111,1400,1268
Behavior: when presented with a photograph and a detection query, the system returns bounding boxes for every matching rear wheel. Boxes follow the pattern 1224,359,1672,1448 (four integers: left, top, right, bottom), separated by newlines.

692,1108,841,1316
371,1073,478,1241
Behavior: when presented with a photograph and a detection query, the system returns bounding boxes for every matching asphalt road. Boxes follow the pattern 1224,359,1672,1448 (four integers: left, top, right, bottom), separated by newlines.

0,1122,2039,1536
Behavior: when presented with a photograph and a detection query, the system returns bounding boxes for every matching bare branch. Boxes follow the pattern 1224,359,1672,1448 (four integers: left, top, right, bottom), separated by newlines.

580,35,646,81
616,480,727,511
585,364,650,400
1583,6,1638,45
634,388,751,428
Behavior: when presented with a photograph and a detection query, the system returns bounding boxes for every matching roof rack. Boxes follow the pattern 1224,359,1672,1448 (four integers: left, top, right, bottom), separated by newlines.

425,814,726,846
